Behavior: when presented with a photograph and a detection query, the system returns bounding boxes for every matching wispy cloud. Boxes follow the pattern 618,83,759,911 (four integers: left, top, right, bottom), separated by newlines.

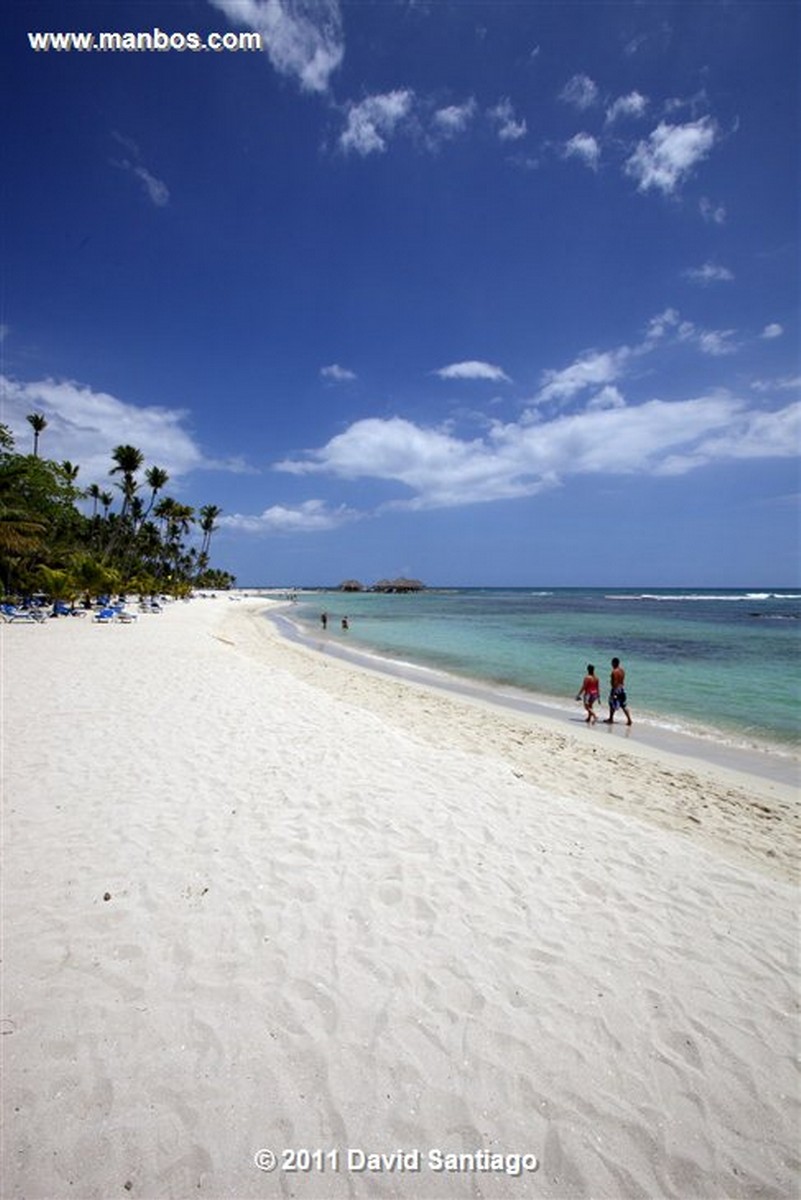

646,308,739,357
320,363,357,382
435,361,511,382
563,132,601,171
683,262,734,285
761,323,784,340
536,348,630,404
488,98,527,142
700,196,726,224
339,90,415,155
559,74,599,110
0,375,245,482
625,117,718,195
432,99,477,139
694,329,738,357
221,498,359,533
751,374,799,393
111,133,169,207
605,91,648,124
209,0,344,93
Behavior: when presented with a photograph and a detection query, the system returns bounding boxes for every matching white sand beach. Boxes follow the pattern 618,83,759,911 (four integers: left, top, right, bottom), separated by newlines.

2,596,799,1200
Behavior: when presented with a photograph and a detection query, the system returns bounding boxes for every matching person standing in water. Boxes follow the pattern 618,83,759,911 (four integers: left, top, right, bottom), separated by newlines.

576,664,601,724
604,657,632,725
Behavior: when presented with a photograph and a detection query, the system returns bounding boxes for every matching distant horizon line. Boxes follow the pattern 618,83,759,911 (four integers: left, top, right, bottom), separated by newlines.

233,583,801,593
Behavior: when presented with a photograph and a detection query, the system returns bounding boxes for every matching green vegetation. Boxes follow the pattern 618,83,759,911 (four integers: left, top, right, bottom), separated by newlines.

0,419,235,602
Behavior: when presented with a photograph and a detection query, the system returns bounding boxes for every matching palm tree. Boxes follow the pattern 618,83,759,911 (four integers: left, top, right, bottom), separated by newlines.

99,491,113,518
26,413,48,458
169,503,195,543
87,483,101,517
143,465,169,522
61,461,80,484
199,504,222,558
109,444,144,517
153,497,195,588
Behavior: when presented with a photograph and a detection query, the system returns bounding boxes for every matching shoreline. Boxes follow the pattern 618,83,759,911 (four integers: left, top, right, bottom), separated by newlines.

234,602,798,885
3,595,799,1199
270,607,800,791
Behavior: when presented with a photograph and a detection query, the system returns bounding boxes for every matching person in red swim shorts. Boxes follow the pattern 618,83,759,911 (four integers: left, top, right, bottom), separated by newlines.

576,663,601,724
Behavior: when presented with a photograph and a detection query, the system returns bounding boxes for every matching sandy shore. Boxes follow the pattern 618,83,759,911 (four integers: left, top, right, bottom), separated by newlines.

3,596,799,1199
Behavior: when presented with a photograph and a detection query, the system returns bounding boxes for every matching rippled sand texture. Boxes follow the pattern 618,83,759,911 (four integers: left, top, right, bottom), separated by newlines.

3,598,799,1199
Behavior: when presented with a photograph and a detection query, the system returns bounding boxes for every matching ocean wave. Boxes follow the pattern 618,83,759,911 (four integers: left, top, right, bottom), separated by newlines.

608,592,800,602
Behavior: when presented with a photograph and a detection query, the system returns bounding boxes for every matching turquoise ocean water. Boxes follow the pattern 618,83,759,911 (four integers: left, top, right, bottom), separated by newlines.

280,588,800,757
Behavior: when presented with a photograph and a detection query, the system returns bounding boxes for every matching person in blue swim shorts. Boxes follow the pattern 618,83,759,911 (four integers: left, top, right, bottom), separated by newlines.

604,657,633,726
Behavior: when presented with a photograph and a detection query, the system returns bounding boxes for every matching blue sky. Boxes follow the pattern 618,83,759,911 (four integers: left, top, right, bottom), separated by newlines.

2,0,799,587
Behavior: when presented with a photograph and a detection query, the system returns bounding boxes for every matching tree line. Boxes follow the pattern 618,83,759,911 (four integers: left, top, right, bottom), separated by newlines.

0,412,235,602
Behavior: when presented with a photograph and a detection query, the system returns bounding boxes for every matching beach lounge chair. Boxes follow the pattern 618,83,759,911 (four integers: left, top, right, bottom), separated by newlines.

93,606,118,623
52,600,86,617
93,605,137,624
1,604,47,623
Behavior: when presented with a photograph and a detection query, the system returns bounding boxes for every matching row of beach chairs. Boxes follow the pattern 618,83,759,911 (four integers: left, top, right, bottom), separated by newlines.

1,597,167,624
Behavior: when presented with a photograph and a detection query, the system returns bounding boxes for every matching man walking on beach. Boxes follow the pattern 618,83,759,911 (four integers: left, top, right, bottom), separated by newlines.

604,657,632,726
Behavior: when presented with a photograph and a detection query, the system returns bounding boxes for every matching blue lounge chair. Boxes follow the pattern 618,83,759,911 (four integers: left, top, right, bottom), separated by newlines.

1,604,47,623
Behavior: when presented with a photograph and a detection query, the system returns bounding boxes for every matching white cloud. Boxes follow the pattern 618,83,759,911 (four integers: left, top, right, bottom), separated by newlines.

646,309,739,358
275,394,799,511
625,117,717,194
221,498,358,533
0,375,237,483
563,132,600,171
559,74,599,110
657,402,801,474
645,308,681,342
209,0,344,93
339,90,415,155
320,363,356,381
278,416,536,507
762,323,784,340
435,361,511,383
605,91,648,124
624,33,649,56
683,262,734,285
700,196,726,224
536,348,630,404
751,375,800,394
111,133,169,207
433,99,477,138
132,165,170,207
488,98,527,142
587,385,626,410
696,329,737,356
